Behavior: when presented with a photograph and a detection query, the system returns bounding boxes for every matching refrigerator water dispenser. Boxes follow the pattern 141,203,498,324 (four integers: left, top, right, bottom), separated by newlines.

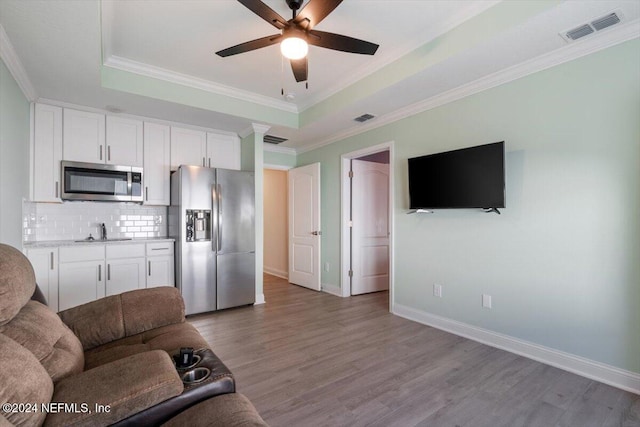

186,210,211,242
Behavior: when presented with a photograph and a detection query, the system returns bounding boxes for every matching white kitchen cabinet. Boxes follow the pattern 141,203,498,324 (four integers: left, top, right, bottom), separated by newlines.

63,108,106,163
58,245,105,311
206,132,241,170
105,244,146,296
146,242,175,288
106,116,143,167
32,103,63,202
170,126,207,170
26,248,59,312
143,122,171,205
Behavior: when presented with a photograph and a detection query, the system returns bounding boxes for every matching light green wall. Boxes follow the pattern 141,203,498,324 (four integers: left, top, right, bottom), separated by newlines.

264,150,296,168
0,58,30,249
241,134,255,171
298,40,640,373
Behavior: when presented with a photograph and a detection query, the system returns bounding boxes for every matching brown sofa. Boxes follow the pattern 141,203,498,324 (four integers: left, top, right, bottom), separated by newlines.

0,244,267,426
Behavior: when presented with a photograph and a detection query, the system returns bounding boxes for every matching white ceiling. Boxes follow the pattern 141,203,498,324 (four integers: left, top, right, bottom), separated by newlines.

1,0,638,152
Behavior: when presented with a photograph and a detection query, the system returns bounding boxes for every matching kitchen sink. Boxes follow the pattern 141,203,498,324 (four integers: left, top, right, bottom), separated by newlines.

74,238,133,243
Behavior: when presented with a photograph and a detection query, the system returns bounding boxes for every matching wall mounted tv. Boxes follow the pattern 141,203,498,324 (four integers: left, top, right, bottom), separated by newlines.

408,141,505,212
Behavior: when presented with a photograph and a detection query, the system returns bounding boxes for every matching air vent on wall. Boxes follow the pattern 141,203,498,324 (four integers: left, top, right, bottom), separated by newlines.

354,113,375,123
263,135,288,145
561,10,623,42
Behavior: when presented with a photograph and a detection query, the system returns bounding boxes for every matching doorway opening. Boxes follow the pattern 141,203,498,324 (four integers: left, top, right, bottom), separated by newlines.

341,142,394,311
263,167,290,281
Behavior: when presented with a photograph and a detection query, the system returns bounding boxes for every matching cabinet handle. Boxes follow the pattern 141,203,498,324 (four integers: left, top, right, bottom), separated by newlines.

100,145,103,160
98,264,101,281
50,252,54,270
145,187,149,201
208,158,211,168
151,247,168,251
55,181,59,198
107,264,111,281
202,157,206,167
148,261,151,277
108,145,111,162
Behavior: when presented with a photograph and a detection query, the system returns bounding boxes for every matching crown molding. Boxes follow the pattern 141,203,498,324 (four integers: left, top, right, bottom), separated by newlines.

238,126,255,139
0,24,37,101
103,55,299,114
296,20,640,154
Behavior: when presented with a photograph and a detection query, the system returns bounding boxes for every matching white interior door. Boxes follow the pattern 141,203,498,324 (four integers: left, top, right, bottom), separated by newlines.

288,163,321,291
351,160,390,295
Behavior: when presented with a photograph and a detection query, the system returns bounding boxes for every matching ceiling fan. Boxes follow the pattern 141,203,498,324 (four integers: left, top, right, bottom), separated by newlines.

215,0,379,83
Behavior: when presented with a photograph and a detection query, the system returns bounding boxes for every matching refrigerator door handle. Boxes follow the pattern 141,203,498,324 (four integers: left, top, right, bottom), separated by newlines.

217,184,222,252
211,184,217,253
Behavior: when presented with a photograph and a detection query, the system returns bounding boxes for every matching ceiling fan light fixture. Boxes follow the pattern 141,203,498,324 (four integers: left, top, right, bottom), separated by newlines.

280,36,308,60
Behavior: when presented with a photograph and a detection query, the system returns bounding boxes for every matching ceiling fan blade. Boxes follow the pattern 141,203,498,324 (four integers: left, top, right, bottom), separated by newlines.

237,0,288,29
216,34,283,57
308,30,379,55
290,57,308,82
294,0,343,29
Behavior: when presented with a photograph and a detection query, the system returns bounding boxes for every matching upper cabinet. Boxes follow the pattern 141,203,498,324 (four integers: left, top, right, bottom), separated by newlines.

63,108,106,163
170,127,241,171
106,116,144,167
170,126,207,170
63,109,143,167
143,122,171,206
207,132,240,170
32,103,63,202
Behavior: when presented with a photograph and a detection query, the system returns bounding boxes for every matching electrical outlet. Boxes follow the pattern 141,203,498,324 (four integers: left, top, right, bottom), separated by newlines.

482,294,492,309
324,262,330,272
433,284,442,298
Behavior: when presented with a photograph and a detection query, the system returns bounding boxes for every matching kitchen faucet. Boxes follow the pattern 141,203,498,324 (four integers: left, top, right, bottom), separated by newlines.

101,223,107,240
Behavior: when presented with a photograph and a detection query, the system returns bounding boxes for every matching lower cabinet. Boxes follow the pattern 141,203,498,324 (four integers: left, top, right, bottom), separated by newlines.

58,245,105,311
106,244,146,296
146,241,175,288
29,240,175,312
25,248,59,312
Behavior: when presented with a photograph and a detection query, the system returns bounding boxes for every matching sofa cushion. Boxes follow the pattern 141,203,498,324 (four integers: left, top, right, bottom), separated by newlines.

84,322,209,370
58,287,186,351
0,244,36,326
0,333,54,426
0,301,84,383
161,393,268,427
44,350,183,427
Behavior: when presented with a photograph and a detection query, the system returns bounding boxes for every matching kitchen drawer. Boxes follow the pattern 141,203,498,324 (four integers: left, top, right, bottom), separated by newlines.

59,245,105,263
146,241,174,256
106,243,146,259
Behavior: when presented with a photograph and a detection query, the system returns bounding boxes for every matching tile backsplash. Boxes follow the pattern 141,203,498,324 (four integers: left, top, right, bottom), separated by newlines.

23,201,168,242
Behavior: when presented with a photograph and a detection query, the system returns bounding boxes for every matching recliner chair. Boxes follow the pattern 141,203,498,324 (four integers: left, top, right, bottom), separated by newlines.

0,244,267,426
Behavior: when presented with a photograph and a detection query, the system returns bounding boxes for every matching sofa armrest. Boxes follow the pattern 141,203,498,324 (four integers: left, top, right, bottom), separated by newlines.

59,287,185,351
44,350,183,427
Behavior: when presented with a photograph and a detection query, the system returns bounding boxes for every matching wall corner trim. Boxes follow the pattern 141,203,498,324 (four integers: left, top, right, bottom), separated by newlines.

255,293,265,305
392,303,640,395
0,24,37,101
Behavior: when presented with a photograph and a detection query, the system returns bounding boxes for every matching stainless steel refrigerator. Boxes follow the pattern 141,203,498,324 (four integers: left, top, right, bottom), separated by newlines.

169,165,255,315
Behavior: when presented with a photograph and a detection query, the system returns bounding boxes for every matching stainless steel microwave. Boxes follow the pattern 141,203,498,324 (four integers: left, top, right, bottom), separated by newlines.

61,161,143,202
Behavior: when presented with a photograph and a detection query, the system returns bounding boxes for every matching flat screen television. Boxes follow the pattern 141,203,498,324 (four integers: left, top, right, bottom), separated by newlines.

408,141,505,210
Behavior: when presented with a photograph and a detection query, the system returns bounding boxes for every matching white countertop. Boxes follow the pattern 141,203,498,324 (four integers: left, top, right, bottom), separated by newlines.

24,237,175,248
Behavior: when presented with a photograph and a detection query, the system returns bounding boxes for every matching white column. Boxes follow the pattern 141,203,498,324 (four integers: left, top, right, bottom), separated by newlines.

252,123,270,304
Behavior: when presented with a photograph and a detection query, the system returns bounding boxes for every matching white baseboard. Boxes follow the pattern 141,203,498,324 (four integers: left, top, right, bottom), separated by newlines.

322,283,343,297
392,303,640,395
263,267,288,280
254,293,265,305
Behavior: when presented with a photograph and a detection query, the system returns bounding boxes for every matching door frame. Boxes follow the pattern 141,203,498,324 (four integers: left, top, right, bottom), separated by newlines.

340,141,395,310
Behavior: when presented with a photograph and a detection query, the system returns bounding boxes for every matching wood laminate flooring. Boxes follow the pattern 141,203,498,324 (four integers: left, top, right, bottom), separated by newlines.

188,274,639,427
